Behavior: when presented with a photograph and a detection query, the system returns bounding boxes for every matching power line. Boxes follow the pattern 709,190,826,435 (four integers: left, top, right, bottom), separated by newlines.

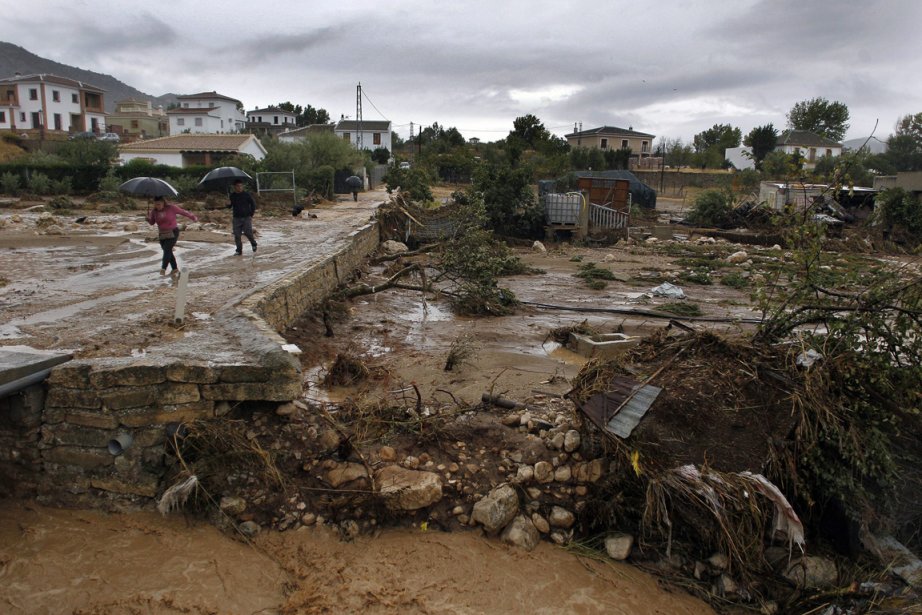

359,86,389,121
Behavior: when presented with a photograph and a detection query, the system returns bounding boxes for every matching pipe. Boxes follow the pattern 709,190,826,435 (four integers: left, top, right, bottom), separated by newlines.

0,369,52,398
107,432,133,456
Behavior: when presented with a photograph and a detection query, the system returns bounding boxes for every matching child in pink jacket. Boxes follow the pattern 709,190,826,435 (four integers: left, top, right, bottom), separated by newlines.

146,196,198,275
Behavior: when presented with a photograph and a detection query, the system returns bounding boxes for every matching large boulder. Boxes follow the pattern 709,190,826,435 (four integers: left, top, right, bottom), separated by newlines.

472,484,519,533
784,556,838,589
501,515,540,551
375,465,442,511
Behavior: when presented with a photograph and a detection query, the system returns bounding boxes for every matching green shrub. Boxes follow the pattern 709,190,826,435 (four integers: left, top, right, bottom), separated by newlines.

28,172,52,195
657,301,702,316
48,195,75,209
0,171,20,194
98,170,120,193
688,189,733,227
876,187,922,243
679,267,713,285
721,272,749,289
50,177,72,195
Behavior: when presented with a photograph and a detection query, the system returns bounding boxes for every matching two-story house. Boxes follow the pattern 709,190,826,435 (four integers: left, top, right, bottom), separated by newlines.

333,119,392,152
167,91,246,135
246,106,298,136
565,126,656,160
106,98,168,139
0,72,107,136
775,130,842,170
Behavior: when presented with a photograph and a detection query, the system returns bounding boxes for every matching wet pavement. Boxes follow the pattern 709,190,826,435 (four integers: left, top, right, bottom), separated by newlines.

0,194,383,360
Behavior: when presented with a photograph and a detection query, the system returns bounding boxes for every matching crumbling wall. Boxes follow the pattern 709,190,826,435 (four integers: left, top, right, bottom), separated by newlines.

13,220,380,502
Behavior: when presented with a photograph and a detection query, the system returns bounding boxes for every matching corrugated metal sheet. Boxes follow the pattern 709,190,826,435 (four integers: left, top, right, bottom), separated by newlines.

573,375,662,439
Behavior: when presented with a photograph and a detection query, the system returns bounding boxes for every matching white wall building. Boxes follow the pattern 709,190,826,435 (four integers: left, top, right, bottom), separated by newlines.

0,73,107,134
333,119,392,152
725,146,754,170
776,130,842,170
118,134,266,167
246,106,297,127
168,91,246,135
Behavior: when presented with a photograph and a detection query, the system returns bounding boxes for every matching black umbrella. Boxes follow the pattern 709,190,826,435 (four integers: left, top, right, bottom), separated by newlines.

198,166,253,192
345,175,363,190
118,177,179,198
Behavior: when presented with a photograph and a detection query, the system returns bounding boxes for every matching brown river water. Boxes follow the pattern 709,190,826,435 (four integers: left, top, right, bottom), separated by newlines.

0,501,713,614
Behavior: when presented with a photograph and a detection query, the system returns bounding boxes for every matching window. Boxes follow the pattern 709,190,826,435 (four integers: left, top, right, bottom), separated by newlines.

29,88,38,100
0,111,5,122
642,140,649,153
5,89,13,102
52,90,60,102
621,139,629,149
72,93,78,103
826,149,832,157
373,132,381,145
53,113,62,130
273,116,279,125
343,132,350,141
131,120,139,129
600,138,608,149
194,117,203,127
177,118,185,126
183,103,189,108
20,112,25,122
808,147,816,161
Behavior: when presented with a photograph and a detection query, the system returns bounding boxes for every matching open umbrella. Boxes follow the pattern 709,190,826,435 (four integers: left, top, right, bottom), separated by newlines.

345,175,363,190
118,177,179,198
198,166,253,192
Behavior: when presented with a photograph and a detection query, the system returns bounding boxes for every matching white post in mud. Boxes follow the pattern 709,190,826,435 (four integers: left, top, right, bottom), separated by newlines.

174,270,190,325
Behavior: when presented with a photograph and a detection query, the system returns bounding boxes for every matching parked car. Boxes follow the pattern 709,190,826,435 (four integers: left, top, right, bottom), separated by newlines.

98,132,120,143
68,131,96,140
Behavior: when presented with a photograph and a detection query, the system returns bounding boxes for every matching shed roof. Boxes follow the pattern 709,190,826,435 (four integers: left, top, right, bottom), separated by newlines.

566,125,655,139
119,134,264,153
777,130,842,148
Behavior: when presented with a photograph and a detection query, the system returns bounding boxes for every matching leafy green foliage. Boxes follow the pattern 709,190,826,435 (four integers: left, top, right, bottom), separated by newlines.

472,161,542,237
371,147,390,164
276,101,330,127
575,262,615,289
787,97,850,142
383,165,434,202
875,187,922,243
57,139,117,167
27,172,52,194
743,124,778,168
692,124,741,169
720,272,749,289
657,302,702,316
679,268,713,285
1,171,20,194
687,189,733,227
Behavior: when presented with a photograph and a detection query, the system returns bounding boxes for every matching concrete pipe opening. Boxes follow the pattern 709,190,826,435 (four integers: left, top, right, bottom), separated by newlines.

107,433,133,456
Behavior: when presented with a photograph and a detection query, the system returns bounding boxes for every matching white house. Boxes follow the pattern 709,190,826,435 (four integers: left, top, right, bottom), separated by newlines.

246,106,297,135
0,72,107,135
776,130,842,170
277,123,335,144
333,119,392,152
725,146,754,170
168,91,246,135
118,134,266,167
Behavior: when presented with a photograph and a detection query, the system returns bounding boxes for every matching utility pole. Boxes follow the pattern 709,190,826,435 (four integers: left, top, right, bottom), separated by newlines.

355,82,363,150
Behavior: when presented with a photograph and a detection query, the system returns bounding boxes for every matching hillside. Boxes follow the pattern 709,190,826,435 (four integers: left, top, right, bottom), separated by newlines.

0,41,177,113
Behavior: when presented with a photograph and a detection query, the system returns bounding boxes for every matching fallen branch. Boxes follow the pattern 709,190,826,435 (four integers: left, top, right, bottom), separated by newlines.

522,301,763,324
337,263,423,299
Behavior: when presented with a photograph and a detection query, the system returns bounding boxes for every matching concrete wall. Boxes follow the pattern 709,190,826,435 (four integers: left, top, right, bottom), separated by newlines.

2,220,380,501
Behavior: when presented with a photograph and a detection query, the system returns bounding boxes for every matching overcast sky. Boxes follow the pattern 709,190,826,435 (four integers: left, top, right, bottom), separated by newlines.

4,0,922,144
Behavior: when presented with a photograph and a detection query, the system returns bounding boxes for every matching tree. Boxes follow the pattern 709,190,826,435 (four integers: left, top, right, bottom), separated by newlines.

508,114,550,150
692,124,741,168
277,101,331,127
787,97,850,142
883,112,922,172
743,124,778,169
371,147,390,164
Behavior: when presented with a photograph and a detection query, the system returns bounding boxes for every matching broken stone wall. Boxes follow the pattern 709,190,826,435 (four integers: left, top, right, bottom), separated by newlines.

6,221,380,502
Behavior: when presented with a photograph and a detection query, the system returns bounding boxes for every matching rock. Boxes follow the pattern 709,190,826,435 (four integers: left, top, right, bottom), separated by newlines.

402,455,420,470
381,240,409,255
451,506,464,516
784,556,838,589
548,432,565,450
375,466,443,511
526,487,543,500
515,465,534,483
275,402,296,416
518,412,532,426
339,519,360,541
604,533,634,560
238,521,260,537
563,430,581,453
603,253,616,263
531,513,550,534
501,515,540,551
318,429,340,451
378,445,397,461
534,461,554,483
301,512,316,525
764,546,789,569
532,240,547,253
123,222,139,232
325,462,369,488
471,484,519,533
219,496,247,516
707,552,729,571
727,250,749,264
717,574,738,595
771,244,782,251
550,530,571,545
501,414,521,426
553,465,571,483
548,506,575,529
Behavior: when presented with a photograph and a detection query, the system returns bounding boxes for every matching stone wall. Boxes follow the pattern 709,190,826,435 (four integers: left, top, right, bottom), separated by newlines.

4,220,380,501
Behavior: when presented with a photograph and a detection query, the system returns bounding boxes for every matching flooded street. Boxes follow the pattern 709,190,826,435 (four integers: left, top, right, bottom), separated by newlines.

0,501,713,614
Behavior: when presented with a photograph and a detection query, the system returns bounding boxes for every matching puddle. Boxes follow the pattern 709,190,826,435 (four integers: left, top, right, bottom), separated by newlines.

541,340,588,365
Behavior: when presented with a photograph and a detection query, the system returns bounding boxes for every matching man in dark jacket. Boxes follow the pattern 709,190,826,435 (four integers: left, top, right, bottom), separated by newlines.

227,179,258,255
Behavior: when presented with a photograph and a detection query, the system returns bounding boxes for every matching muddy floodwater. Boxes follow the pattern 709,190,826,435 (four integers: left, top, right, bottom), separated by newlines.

0,501,713,614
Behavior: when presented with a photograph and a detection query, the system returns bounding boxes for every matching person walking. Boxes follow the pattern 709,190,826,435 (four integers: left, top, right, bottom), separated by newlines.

227,179,258,255
146,196,198,276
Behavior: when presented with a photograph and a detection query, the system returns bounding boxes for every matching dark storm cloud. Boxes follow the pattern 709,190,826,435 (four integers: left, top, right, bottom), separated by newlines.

214,26,346,64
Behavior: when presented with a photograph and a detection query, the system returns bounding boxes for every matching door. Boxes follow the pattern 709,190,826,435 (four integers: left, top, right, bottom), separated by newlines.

30,111,41,128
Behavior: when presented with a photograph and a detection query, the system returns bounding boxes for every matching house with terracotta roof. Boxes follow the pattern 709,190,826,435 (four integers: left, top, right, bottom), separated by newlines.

0,72,107,136
334,119,392,152
117,134,267,167
775,129,842,170
168,91,246,135
565,126,656,159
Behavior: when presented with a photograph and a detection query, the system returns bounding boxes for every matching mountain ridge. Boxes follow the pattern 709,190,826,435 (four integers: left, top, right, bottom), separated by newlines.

0,41,178,113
